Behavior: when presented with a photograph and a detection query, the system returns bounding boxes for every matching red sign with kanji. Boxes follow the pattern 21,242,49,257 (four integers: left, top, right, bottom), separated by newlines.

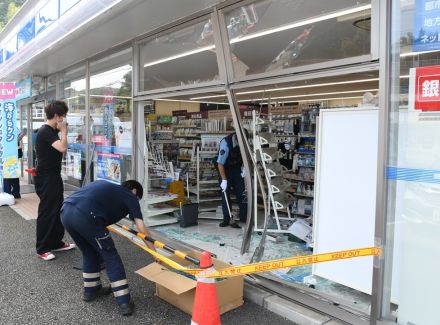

415,65,440,111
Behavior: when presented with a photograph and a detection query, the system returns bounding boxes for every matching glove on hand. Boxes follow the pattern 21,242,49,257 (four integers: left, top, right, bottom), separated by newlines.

220,179,228,192
240,168,246,178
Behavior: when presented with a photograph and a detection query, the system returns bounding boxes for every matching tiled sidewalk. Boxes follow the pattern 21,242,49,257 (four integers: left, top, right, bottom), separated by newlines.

9,193,39,220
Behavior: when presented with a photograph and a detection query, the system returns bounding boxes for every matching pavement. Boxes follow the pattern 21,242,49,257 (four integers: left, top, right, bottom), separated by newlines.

0,205,294,325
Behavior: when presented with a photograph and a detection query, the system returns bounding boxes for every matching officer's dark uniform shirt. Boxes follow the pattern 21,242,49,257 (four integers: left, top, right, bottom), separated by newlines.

35,125,63,173
64,180,143,226
217,133,242,167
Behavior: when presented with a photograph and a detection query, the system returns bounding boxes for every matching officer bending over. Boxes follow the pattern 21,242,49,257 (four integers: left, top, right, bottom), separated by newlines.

61,180,154,316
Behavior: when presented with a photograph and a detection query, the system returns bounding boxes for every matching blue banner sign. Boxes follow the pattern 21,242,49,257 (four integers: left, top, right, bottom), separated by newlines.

0,83,19,179
414,0,440,52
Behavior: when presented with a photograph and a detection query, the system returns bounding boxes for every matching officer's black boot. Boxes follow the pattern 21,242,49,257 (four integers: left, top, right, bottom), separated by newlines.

119,301,135,316
83,286,112,302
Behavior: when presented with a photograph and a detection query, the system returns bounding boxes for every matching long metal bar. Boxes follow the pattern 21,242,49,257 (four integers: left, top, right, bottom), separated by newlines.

84,60,91,185
115,223,200,266
370,0,393,323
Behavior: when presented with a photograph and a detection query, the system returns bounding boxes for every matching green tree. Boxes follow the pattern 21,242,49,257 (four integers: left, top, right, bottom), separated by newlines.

0,1,26,33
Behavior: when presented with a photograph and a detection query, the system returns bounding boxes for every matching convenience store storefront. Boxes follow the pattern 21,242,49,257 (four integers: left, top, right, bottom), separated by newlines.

1,0,438,324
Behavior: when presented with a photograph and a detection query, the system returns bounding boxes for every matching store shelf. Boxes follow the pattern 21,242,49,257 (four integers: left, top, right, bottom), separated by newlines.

292,212,312,217
145,193,178,205
143,213,178,226
179,144,194,148
151,140,180,144
143,206,177,218
189,187,219,194
292,192,314,198
198,151,218,155
199,180,218,184
198,197,222,202
173,125,199,128
175,135,200,138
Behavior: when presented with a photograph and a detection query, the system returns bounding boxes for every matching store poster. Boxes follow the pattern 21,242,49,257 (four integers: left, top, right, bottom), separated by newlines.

103,103,115,145
0,82,19,179
408,65,440,111
96,152,121,184
66,151,82,180
114,122,132,149
413,0,440,52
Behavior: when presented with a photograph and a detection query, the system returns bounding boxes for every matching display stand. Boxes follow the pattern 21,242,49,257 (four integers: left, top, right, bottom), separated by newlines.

252,111,294,234
141,125,178,226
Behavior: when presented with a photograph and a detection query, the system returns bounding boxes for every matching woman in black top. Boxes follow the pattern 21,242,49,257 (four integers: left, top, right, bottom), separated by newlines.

34,101,76,261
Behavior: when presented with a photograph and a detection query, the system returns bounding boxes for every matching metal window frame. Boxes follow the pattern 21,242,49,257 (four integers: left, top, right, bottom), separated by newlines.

135,12,225,97
218,0,375,83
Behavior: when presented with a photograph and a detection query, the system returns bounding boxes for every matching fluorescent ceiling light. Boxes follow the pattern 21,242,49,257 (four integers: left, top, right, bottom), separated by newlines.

400,49,440,57
143,4,370,68
230,4,371,44
157,99,227,105
238,89,377,102
283,96,363,104
143,45,215,67
90,95,132,99
190,78,379,100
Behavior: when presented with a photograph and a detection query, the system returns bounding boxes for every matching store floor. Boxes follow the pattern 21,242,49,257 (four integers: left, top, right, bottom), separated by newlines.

154,219,371,314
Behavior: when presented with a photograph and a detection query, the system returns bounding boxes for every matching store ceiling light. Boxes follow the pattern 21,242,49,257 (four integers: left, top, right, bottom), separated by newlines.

143,5,370,69
400,49,440,57
143,45,215,67
157,98,227,105
236,88,378,102
229,4,371,44
190,78,379,100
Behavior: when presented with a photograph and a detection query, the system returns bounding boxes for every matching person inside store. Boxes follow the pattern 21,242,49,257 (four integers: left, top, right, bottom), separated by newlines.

2,129,26,199
34,100,76,261
217,128,248,229
61,179,155,316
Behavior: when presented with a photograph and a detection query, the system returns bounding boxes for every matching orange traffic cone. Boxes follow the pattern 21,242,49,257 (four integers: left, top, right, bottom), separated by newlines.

191,251,220,325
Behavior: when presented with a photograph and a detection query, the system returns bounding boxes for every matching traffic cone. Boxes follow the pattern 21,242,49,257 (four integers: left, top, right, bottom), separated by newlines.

191,251,220,325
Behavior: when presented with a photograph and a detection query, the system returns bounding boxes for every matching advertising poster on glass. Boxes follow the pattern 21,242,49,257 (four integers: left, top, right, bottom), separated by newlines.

97,152,121,184
114,121,132,148
66,151,82,180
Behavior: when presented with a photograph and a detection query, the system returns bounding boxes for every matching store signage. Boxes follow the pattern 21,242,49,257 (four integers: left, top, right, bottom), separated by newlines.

269,105,301,115
188,112,208,119
208,109,231,119
413,0,440,52
172,110,187,117
0,83,19,179
15,78,32,100
409,65,440,111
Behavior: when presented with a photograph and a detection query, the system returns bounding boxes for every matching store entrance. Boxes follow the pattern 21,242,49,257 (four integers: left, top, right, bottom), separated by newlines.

135,67,381,319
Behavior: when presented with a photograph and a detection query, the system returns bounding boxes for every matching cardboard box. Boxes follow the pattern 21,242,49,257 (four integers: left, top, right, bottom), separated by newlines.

136,253,243,315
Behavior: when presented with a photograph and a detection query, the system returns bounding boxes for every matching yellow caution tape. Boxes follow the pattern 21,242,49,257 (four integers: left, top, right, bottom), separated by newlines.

108,225,382,279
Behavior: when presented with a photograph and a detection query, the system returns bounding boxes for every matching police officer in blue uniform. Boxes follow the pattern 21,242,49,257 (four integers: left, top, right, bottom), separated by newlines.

61,180,154,316
217,132,247,228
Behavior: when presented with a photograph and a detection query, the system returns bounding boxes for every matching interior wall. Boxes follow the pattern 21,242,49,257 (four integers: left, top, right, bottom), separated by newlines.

155,100,200,115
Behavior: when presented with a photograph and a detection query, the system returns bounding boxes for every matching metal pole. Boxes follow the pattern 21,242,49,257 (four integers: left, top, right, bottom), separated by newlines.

371,0,397,323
